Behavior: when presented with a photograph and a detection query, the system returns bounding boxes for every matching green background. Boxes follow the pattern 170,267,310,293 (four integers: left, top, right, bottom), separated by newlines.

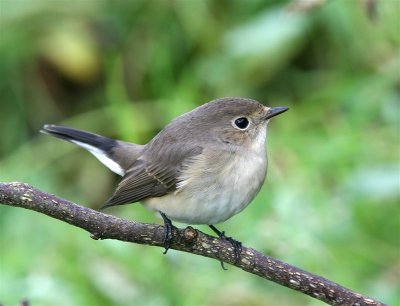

0,1,399,305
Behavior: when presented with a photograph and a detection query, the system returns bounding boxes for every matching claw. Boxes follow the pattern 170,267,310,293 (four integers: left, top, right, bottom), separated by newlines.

160,212,173,254
209,225,242,269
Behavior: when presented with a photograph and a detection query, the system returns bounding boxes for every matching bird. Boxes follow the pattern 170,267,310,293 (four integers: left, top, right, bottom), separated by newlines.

41,97,288,265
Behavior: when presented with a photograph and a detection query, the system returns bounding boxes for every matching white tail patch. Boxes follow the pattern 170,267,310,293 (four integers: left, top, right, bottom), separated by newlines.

70,140,125,176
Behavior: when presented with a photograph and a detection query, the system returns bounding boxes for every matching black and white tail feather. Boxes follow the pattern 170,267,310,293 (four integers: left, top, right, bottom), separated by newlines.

40,125,143,176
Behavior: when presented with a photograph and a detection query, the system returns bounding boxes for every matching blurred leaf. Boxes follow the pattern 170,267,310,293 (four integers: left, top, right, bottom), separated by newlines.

39,21,101,84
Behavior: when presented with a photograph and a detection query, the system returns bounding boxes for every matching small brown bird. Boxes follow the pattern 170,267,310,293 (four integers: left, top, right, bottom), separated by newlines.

41,97,288,264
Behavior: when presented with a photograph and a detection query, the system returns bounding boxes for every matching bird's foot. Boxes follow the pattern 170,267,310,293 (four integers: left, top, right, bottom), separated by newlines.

160,212,173,254
221,233,242,265
209,225,242,270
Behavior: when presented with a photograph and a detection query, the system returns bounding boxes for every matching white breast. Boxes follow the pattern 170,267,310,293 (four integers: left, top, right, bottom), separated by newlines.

143,132,268,225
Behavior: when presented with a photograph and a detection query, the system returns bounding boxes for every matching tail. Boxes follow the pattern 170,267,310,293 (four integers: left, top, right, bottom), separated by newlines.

41,125,144,176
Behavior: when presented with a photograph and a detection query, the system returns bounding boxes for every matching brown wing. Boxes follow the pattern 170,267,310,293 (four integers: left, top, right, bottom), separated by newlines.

101,141,203,209
101,161,179,209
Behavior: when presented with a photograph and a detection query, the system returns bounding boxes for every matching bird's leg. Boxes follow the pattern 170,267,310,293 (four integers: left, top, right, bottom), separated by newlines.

160,211,173,254
209,225,242,269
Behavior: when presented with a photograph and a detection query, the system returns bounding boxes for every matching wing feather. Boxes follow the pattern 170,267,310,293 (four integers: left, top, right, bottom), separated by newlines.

101,145,203,209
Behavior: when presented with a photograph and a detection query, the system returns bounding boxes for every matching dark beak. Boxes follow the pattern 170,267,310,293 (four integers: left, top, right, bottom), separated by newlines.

265,106,289,120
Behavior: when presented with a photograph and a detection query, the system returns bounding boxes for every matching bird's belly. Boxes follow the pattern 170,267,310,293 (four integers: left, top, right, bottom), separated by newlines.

144,190,247,225
143,154,267,225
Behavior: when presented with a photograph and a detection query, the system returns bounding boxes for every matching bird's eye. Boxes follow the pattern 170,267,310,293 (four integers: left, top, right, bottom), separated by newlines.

233,117,250,130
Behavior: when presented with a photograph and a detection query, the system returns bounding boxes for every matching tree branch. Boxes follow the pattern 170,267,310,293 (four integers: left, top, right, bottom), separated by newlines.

0,182,386,306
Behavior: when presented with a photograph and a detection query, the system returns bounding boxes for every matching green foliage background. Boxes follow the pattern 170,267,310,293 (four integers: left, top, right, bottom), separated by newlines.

0,1,399,305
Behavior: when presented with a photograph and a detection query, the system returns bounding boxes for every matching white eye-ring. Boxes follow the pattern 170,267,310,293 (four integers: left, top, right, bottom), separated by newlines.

232,117,250,130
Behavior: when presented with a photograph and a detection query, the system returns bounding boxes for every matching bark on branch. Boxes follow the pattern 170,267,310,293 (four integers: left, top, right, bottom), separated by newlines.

0,182,386,306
